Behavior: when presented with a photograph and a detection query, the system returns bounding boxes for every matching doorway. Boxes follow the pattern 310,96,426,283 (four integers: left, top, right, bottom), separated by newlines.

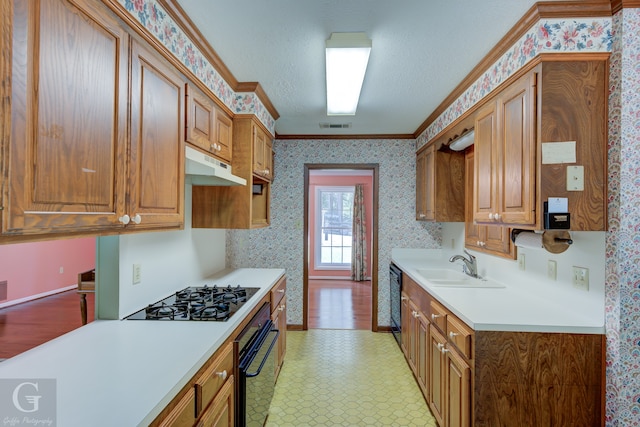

303,164,379,331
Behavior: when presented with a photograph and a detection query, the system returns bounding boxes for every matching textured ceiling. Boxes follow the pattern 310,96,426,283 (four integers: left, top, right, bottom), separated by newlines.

176,0,558,136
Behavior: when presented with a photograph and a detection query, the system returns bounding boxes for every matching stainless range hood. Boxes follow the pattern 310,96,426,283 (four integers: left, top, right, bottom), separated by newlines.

185,146,246,186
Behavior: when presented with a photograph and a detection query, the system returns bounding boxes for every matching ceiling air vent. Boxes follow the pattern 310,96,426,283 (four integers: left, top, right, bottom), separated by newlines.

319,122,352,129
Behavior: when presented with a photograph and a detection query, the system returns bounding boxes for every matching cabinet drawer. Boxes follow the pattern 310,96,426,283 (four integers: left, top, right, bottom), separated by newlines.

195,342,233,416
270,277,286,311
446,315,474,360
157,387,196,427
429,300,447,332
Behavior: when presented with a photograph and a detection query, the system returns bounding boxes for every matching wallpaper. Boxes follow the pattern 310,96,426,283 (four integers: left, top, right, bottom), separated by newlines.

226,139,441,326
417,16,613,149
117,0,276,134
114,1,638,423
605,8,640,426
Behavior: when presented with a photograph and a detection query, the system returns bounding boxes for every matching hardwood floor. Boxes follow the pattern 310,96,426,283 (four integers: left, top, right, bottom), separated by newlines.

308,279,371,330
0,290,95,359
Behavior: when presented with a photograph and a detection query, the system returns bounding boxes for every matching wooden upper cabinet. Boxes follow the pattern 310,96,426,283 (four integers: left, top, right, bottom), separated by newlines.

192,115,272,229
416,142,465,222
473,57,607,231
129,40,185,229
3,0,129,235
2,0,186,238
185,83,232,164
473,73,536,227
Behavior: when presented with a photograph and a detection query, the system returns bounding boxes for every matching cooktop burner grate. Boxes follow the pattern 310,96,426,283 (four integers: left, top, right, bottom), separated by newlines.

125,285,260,321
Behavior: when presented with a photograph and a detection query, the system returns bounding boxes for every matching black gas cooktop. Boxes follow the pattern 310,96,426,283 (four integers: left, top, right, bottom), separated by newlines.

124,285,260,321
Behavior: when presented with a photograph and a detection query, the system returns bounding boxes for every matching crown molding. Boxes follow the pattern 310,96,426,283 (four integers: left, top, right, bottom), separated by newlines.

413,1,612,138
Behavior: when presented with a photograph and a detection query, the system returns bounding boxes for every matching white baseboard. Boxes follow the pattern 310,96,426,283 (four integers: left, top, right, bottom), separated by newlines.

0,285,78,309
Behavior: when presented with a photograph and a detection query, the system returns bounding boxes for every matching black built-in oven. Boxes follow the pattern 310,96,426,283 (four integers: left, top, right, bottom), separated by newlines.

390,263,402,347
235,302,279,427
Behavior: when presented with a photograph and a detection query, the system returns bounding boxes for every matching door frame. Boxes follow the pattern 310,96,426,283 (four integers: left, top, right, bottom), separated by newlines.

303,163,379,331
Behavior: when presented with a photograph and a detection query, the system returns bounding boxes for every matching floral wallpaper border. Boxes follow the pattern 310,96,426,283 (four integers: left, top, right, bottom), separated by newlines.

416,16,613,148
118,0,276,134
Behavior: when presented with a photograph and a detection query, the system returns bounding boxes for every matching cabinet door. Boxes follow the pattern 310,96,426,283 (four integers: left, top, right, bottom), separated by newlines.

272,296,287,380
473,101,499,224
446,346,471,427
423,145,436,221
129,40,185,228
252,125,266,176
4,0,128,235
464,148,482,249
196,376,234,427
429,325,446,427
214,107,232,163
497,72,536,226
416,313,429,395
185,83,215,153
415,148,427,220
264,137,273,180
466,147,514,257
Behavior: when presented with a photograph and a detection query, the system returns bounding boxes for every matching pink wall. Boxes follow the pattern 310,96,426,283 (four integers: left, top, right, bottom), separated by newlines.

309,173,373,278
0,237,96,304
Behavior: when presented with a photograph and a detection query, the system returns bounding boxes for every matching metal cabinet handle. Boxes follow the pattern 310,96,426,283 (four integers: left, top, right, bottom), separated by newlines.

119,214,130,225
437,343,444,351
279,304,285,312
131,214,142,224
401,296,408,301
449,332,459,338
277,289,285,293
216,370,227,380
441,346,450,354
431,314,442,320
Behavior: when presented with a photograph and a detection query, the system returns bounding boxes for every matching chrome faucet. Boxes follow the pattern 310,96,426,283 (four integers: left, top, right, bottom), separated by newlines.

449,250,479,278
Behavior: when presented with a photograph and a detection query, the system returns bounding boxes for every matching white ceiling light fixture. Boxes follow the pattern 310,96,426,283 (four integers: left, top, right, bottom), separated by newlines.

325,32,371,116
448,129,475,151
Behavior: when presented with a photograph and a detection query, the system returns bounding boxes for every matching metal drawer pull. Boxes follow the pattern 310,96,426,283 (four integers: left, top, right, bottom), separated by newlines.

216,370,227,380
431,314,442,320
449,332,459,338
277,289,285,293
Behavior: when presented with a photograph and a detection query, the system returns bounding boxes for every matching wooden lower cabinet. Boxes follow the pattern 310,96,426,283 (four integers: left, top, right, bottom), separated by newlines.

400,270,604,427
270,276,287,380
196,377,234,427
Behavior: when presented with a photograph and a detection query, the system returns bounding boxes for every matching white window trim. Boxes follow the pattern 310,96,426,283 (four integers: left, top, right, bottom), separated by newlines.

314,185,354,269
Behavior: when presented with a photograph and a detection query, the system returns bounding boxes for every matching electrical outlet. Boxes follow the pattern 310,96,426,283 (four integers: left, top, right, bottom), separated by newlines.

133,264,142,285
59,266,64,274
518,253,526,271
572,266,589,290
547,260,557,280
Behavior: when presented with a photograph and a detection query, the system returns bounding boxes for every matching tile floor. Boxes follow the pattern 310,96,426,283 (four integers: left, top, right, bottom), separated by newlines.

266,330,436,427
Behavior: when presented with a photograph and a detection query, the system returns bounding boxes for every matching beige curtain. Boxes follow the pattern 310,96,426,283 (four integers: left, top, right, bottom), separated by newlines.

351,184,367,281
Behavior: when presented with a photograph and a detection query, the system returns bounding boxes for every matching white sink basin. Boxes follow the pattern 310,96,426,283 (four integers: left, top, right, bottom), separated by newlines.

416,269,469,282
416,269,505,288
428,279,505,288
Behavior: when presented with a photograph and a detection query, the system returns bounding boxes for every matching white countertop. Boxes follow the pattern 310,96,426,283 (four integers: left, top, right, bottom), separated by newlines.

392,251,604,334
0,268,285,427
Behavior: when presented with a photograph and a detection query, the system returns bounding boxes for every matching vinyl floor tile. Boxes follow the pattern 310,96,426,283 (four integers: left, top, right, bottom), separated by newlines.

266,330,436,427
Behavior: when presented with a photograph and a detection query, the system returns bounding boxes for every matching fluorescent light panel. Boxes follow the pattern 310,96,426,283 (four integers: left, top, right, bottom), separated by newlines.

326,32,371,116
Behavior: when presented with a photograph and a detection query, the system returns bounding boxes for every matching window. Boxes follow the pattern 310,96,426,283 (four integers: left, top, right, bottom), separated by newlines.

315,186,354,268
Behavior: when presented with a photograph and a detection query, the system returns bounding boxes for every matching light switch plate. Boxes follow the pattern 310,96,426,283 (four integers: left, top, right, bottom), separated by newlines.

572,266,589,290
547,260,557,280
133,264,142,285
518,253,526,271
567,165,584,191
